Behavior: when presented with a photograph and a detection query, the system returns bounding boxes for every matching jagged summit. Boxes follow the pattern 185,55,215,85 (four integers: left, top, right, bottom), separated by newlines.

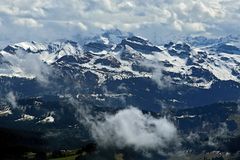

1,32,240,87
0,32,240,109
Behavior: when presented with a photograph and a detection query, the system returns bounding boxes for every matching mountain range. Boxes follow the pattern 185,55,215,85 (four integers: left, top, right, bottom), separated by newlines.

0,30,239,111
0,30,240,159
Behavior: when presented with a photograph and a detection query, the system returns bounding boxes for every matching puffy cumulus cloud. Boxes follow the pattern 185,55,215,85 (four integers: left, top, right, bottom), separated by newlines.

90,107,178,151
0,0,49,17
68,97,179,153
74,105,179,152
0,0,239,45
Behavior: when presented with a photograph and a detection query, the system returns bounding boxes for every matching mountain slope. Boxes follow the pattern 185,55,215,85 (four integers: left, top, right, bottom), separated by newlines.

0,32,240,110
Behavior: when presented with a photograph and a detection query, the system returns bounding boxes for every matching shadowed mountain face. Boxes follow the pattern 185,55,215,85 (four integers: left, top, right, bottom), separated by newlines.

0,31,240,159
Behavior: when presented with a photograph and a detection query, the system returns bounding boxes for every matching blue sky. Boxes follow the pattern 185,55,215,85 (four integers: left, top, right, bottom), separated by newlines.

0,0,239,45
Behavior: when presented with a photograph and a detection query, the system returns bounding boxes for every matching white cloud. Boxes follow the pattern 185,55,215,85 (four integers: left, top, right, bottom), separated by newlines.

2,49,52,84
173,20,183,31
118,1,135,11
93,22,114,30
56,21,88,31
74,105,179,152
183,22,206,32
6,92,18,108
0,0,49,17
13,18,43,28
0,6,21,16
90,107,178,151
140,59,173,89
68,97,179,153
76,22,88,31
18,53,51,84
0,0,239,44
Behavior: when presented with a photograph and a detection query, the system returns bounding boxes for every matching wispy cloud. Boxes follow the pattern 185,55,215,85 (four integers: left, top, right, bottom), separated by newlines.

2,49,52,85
6,91,18,108
140,59,173,89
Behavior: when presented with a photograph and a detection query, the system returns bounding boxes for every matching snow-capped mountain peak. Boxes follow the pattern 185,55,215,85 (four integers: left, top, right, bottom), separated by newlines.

0,34,240,90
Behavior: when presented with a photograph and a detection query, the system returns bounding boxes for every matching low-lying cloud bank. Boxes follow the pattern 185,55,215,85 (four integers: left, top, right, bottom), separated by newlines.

74,104,179,152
